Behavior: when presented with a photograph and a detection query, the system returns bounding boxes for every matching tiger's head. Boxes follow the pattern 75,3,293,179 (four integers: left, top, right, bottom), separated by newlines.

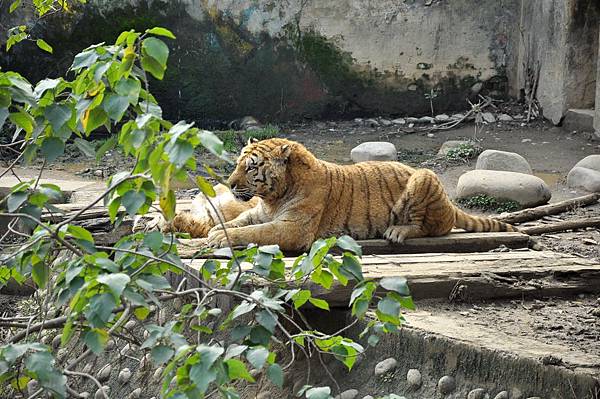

227,138,299,202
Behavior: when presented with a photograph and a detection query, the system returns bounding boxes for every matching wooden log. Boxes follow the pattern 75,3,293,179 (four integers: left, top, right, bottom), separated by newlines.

520,217,600,235
176,231,531,258
496,193,600,224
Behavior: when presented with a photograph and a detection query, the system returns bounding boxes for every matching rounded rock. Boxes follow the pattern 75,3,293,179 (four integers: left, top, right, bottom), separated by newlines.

351,142,397,163
93,170,103,177
82,363,93,374
406,368,422,388
567,166,600,192
362,396,374,399
27,379,39,396
292,380,304,396
335,389,359,399
256,392,272,399
456,170,551,208
118,368,132,384
94,386,110,399
128,388,142,399
437,375,456,394
493,391,509,399
438,140,472,156
51,335,61,350
106,339,116,351
96,364,112,383
153,367,163,380
468,388,489,399
476,149,533,174
124,320,137,330
374,357,398,376
435,114,451,122
80,392,90,399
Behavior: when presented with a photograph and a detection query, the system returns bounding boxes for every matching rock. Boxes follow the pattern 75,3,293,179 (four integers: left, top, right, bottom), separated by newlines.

80,392,90,398
82,364,93,374
380,119,392,126
365,118,380,127
374,357,398,376
468,388,489,399
27,379,39,396
335,389,359,399
521,138,532,143
511,388,523,399
526,397,542,399
457,170,551,208
476,149,533,174
438,140,472,156
406,117,420,123
427,133,435,138
392,118,406,125
567,167,600,192
292,380,305,396
408,123,415,128
153,367,163,380
498,113,513,121
567,155,600,192
106,339,115,350
351,142,397,163
52,335,61,350
406,368,422,388
124,320,137,330
452,113,465,120
418,116,435,124
93,169,103,177
437,375,456,394
256,392,272,399
94,386,110,399
96,364,112,383
435,114,450,122
481,112,496,123
493,392,509,399
361,396,374,399
470,82,483,95
120,343,131,356
128,388,142,399
118,368,132,384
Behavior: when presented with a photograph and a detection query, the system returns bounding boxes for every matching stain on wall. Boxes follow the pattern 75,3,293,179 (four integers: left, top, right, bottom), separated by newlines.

0,0,521,125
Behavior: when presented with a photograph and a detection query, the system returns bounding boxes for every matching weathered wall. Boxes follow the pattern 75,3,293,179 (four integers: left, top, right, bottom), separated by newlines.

0,0,520,125
595,28,600,136
518,0,599,125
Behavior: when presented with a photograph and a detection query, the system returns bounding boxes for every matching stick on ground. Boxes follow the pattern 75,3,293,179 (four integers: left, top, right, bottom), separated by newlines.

496,193,600,224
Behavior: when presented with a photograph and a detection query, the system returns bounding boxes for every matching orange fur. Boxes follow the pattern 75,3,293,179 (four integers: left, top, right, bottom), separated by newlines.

196,138,516,251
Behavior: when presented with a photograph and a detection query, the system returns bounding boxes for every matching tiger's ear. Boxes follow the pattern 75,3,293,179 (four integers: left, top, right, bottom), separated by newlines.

247,137,259,146
280,144,292,160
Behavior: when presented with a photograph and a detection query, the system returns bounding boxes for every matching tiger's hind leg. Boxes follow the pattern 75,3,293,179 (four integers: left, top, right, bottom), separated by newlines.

384,169,454,244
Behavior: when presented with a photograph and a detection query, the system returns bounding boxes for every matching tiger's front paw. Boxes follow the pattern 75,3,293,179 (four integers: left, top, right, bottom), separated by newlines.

206,228,229,248
384,226,408,244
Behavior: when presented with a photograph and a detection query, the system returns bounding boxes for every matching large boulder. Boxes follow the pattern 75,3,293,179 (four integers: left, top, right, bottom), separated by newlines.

437,140,472,156
350,142,397,163
567,155,600,192
475,149,533,174
456,170,551,208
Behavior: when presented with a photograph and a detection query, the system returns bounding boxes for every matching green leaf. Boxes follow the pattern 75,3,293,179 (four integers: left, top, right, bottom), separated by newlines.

266,363,283,388
141,55,165,80
255,310,277,333
146,27,176,39
115,78,141,105
196,175,216,197
379,277,410,296
159,189,176,220
7,191,28,212
292,290,311,309
367,334,380,347
97,273,130,298
142,37,169,67
121,190,146,216
25,351,66,397
134,307,150,320
151,345,174,364
71,49,99,70
103,94,130,122
44,104,72,132
83,107,108,134
308,298,330,311
74,138,95,158
84,293,116,328
136,274,171,291
96,136,117,162
40,137,65,162
83,328,109,354
230,301,256,320
36,39,53,54
9,111,33,134
34,78,61,99
32,261,48,289
246,347,269,369
199,130,224,156
9,0,21,13
143,231,163,252
336,235,362,256
225,359,255,382
167,139,193,168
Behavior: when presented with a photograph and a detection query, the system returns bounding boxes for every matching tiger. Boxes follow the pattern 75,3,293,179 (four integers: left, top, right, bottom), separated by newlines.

189,137,518,251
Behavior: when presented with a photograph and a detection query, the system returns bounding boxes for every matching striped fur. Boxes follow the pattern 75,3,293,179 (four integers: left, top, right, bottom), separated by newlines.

187,138,516,251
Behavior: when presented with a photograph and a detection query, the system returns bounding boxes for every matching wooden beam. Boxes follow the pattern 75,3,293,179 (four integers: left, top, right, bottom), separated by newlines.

496,193,600,224
521,217,600,235
175,231,530,258
183,251,600,305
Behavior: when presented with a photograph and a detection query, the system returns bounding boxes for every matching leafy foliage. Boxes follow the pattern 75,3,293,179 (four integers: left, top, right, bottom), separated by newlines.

0,27,413,399
444,143,481,163
457,194,521,213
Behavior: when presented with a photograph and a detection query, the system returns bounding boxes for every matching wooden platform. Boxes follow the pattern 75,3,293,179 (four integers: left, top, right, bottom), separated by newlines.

185,250,600,305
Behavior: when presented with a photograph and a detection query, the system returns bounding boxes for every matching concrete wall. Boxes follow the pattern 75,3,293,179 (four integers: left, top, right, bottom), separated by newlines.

0,0,520,125
518,0,599,125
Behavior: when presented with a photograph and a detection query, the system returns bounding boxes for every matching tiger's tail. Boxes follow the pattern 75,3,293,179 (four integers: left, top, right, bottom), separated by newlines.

453,207,518,232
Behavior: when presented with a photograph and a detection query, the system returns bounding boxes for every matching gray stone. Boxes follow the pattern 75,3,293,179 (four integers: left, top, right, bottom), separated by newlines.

392,118,406,125
470,82,483,95
94,386,110,399
96,364,112,383
93,169,104,177
335,389,359,399
380,118,393,126
567,167,600,192
128,388,142,399
124,320,137,330
256,392,272,399
351,142,397,163
498,113,513,121
374,357,397,376
418,116,435,124
526,397,542,399
476,149,533,174
435,114,451,122
80,393,90,399
292,380,304,396
118,368,132,384
572,154,600,171
457,170,551,208
406,368,422,388
27,379,39,396
493,392,509,399
510,387,523,399
437,375,456,394
468,388,489,399
365,118,380,127
482,112,496,123
361,396,374,399
406,117,420,123
563,109,594,132
438,140,472,156
153,367,163,380
52,335,61,350
452,113,466,120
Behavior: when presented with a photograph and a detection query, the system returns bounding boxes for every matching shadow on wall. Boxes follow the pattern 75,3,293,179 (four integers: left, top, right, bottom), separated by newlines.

0,0,510,126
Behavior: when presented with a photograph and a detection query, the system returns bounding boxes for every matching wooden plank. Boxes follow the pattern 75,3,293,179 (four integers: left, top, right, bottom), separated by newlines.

184,251,600,304
176,232,530,258
495,193,600,224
